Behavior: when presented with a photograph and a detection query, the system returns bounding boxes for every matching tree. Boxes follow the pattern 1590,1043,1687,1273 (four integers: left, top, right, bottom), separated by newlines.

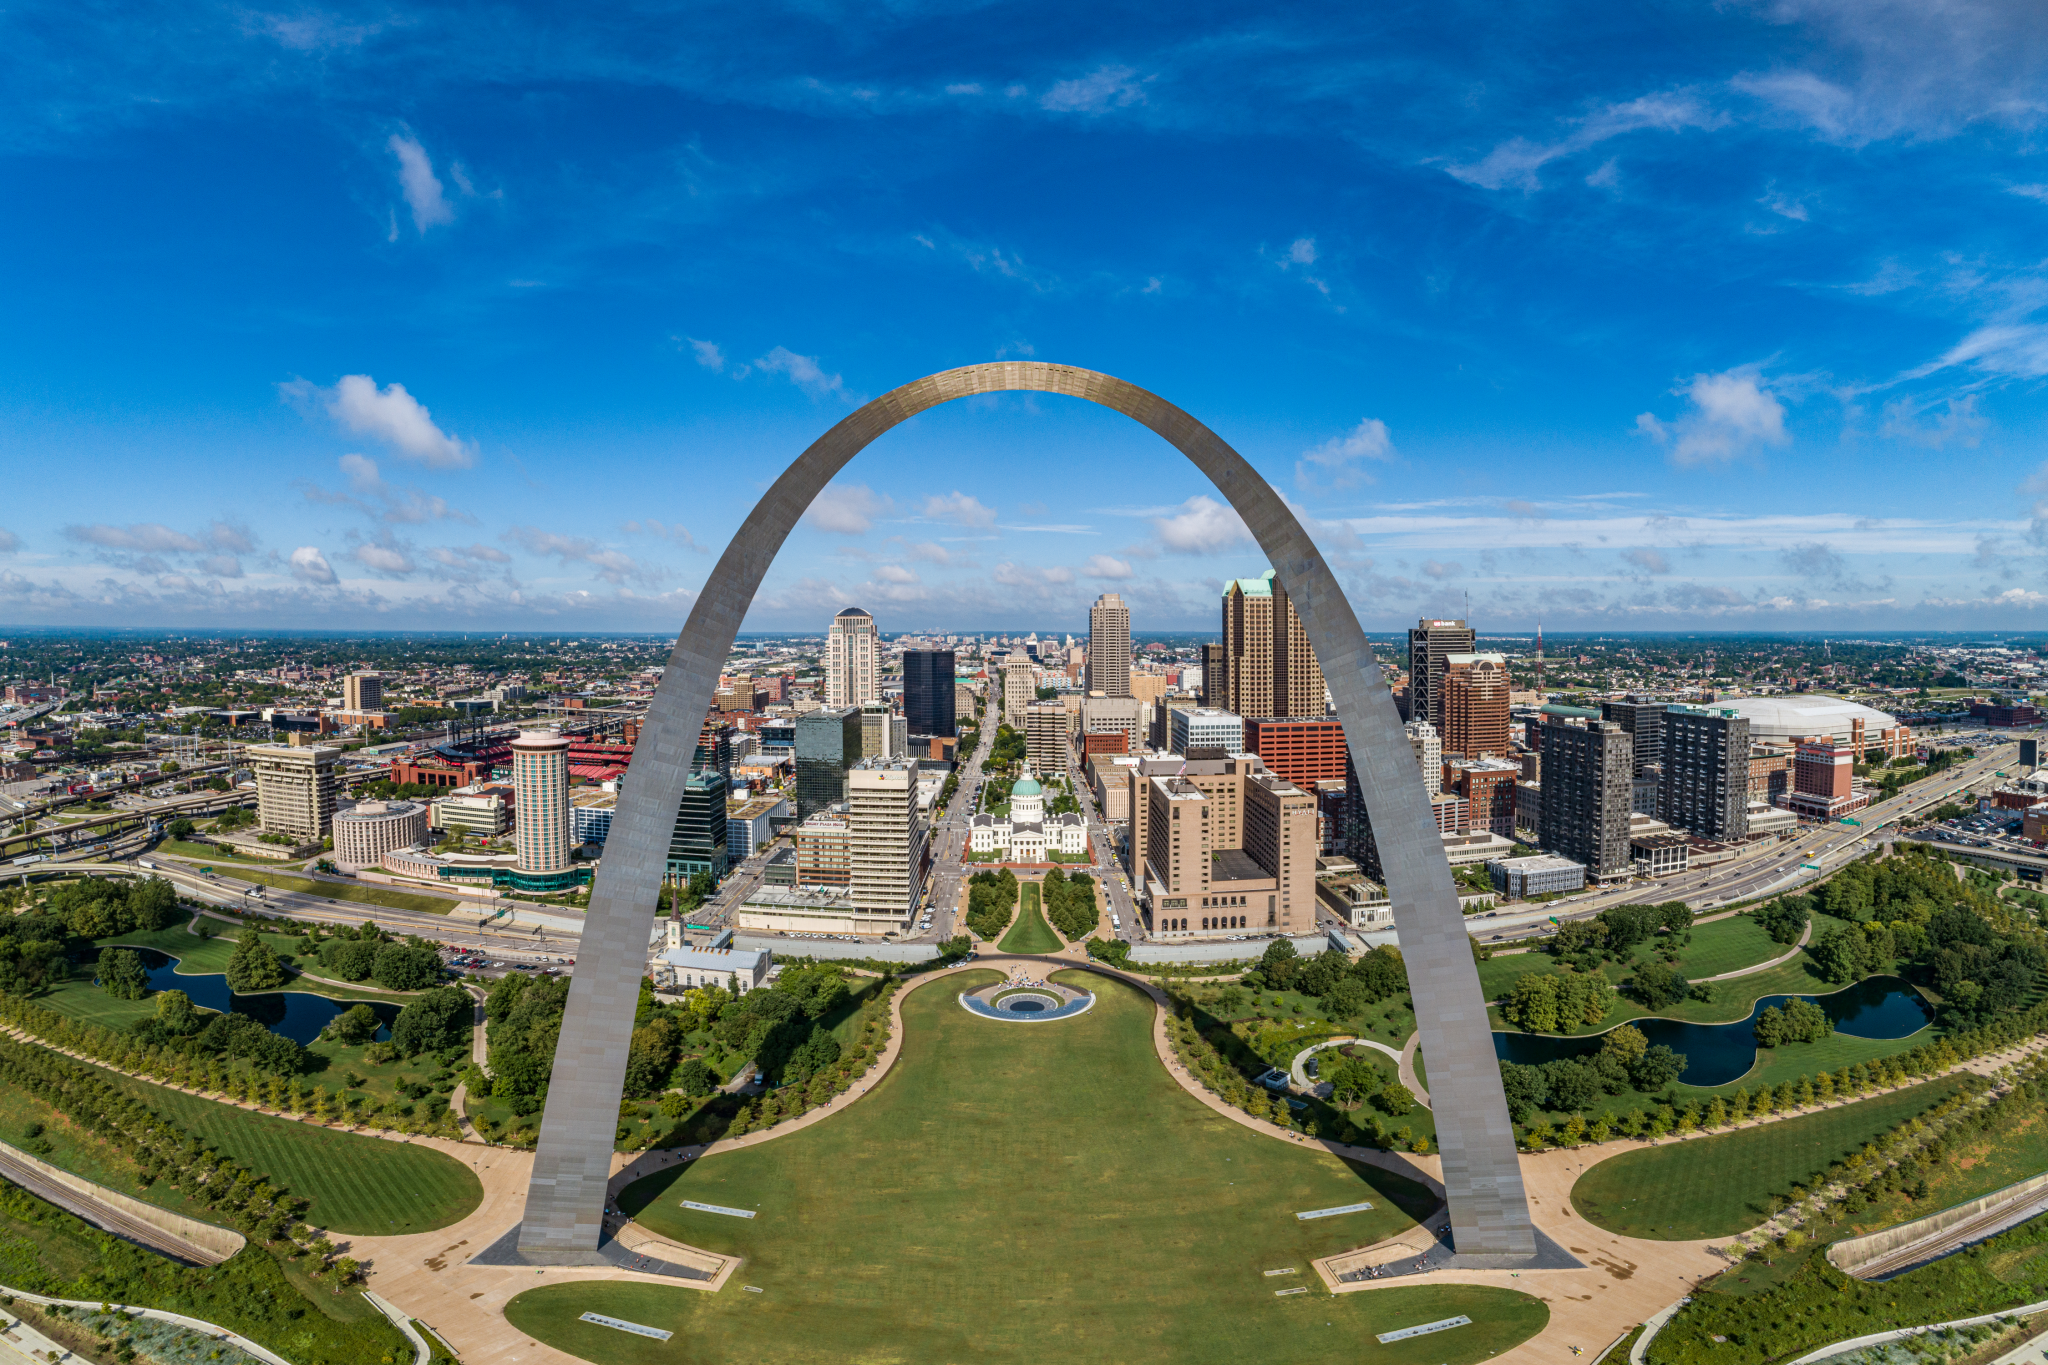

624,1016,680,1096
1626,1043,1687,1090
326,1003,381,1046
1753,897,1810,946
317,937,378,981
371,942,441,991
1631,961,1688,1010
676,1057,715,1097
1375,1083,1415,1117
155,988,200,1035
1502,973,1561,1033
224,934,289,993
391,986,470,1054
167,817,195,839
1809,927,1871,985
98,947,148,1001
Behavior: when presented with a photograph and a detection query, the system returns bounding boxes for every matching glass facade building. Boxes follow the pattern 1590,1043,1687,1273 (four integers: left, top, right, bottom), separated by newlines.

903,649,956,740
794,705,863,819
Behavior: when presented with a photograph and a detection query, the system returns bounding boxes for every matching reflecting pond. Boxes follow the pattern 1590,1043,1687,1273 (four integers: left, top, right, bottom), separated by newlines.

1491,975,1934,1088
93,947,400,1046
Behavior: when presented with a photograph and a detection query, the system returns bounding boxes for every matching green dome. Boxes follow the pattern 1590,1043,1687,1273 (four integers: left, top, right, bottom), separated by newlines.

1011,776,1042,796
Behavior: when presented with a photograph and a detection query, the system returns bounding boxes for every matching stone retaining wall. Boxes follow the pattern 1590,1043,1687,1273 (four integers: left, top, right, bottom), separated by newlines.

1829,1170,2048,1276
0,1138,246,1263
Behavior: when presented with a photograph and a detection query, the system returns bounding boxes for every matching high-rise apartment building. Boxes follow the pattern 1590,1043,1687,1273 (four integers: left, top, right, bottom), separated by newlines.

826,606,880,708
1025,701,1070,776
1444,756,1522,837
1404,720,1443,797
1442,653,1511,759
1406,618,1476,734
1788,738,1867,821
1199,642,1227,710
1601,698,1667,777
1661,706,1751,842
794,706,863,818
250,744,342,842
1240,717,1346,789
666,770,729,883
1002,656,1037,727
793,807,851,889
1222,571,1325,720
1538,719,1633,879
903,649,956,740
848,757,926,931
1086,593,1132,698
510,728,572,875
342,672,383,713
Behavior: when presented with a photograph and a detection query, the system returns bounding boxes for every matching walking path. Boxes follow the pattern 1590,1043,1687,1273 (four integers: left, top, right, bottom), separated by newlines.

1695,917,1813,983
0,1284,297,1365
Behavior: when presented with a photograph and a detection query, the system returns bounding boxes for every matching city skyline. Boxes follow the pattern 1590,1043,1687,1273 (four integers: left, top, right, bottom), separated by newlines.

5,4,2048,632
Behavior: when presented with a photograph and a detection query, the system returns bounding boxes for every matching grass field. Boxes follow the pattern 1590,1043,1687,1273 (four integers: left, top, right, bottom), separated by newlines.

1570,1075,1969,1239
507,970,1549,1365
156,839,307,866
92,1065,483,1235
995,880,1061,954
205,864,460,915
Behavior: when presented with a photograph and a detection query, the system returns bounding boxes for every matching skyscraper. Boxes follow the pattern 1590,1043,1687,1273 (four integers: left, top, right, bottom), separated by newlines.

1538,719,1633,879
511,727,572,876
1601,698,1667,777
1407,618,1476,734
1002,655,1036,727
1223,570,1326,720
826,606,880,708
1442,652,1511,759
250,744,342,842
1404,720,1443,797
1025,700,1070,776
1661,706,1751,842
342,671,383,713
1087,593,1132,698
903,649,956,739
848,757,926,930
1199,642,1226,709
794,705,863,819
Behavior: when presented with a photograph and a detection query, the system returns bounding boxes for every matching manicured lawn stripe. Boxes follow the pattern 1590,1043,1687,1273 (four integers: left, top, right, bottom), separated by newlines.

1571,1076,1969,1239
509,971,1551,1365
995,881,1061,954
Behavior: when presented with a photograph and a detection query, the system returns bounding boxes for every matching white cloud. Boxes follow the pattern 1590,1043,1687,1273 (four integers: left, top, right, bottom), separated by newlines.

1040,65,1146,114
753,346,848,400
803,483,892,535
1923,323,2048,381
1758,185,1810,220
501,526,661,585
64,523,205,553
1150,495,1253,553
302,453,469,523
1880,394,1986,448
1446,91,1724,192
1621,547,1672,575
429,543,512,566
289,546,337,585
919,491,997,527
687,338,725,371
2013,185,2048,204
1084,554,1132,579
389,133,454,234
1420,559,1464,579
289,375,474,468
620,518,707,553
1297,417,1396,490
874,564,919,584
1634,367,1790,466
0,529,18,553
352,540,416,575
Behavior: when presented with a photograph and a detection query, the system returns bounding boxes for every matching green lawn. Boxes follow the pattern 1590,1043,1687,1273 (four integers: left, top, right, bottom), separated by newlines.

205,864,460,915
156,839,305,866
92,1065,483,1235
995,880,1062,954
509,970,1548,1365
1571,1076,1970,1239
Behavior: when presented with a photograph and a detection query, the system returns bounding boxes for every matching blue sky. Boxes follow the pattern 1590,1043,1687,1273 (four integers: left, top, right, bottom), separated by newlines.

3,0,2045,636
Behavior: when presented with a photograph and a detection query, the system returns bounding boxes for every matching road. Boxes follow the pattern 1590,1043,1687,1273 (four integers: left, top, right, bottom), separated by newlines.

1065,748,1142,941
1471,735,2023,944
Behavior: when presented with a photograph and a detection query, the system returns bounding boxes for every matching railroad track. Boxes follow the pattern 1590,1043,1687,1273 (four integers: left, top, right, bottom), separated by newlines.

1848,1188,2048,1281
0,1151,228,1267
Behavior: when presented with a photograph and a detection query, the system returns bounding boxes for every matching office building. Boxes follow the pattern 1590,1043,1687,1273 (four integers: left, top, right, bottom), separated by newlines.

1407,618,1476,734
1788,739,1869,821
1133,753,1317,938
794,706,863,819
1405,720,1443,797
1148,694,1196,751
1080,694,1143,755
1025,701,1071,776
1601,698,1667,777
342,672,384,714
1222,570,1326,720
1002,656,1037,727
1442,653,1511,759
725,794,789,861
859,704,906,760
1538,719,1633,880
848,757,926,931
249,743,342,843
332,799,427,870
696,718,734,780
1489,854,1586,899
433,787,511,839
793,807,852,889
1199,642,1227,710
826,606,880,708
1169,706,1246,756
1240,716,1347,790
1661,706,1751,842
510,728,572,876
666,770,729,883
1086,593,1132,698
570,790,616,847
1444,756,1521,837
903,649,957,740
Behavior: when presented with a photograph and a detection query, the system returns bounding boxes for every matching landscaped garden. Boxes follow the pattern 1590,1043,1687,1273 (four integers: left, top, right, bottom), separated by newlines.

994,880,1061,953
506,969,1549,1365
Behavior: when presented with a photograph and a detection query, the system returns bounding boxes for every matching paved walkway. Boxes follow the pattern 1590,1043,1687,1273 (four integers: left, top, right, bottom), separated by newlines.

0,1284,297,1365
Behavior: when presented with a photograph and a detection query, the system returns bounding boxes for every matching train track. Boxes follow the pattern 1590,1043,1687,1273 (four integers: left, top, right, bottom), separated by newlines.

1846,1186,2048,1281
0,1149,230,1267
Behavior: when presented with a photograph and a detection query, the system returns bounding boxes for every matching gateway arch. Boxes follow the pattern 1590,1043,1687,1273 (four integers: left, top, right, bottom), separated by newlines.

516,362,1536,1264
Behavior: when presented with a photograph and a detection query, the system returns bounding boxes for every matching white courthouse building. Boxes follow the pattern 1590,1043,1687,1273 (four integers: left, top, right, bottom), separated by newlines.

967,775,1088,861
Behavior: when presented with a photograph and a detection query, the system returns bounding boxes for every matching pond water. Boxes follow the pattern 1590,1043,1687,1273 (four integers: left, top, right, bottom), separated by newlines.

93,947,401,1046
1491,975,1934,1088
